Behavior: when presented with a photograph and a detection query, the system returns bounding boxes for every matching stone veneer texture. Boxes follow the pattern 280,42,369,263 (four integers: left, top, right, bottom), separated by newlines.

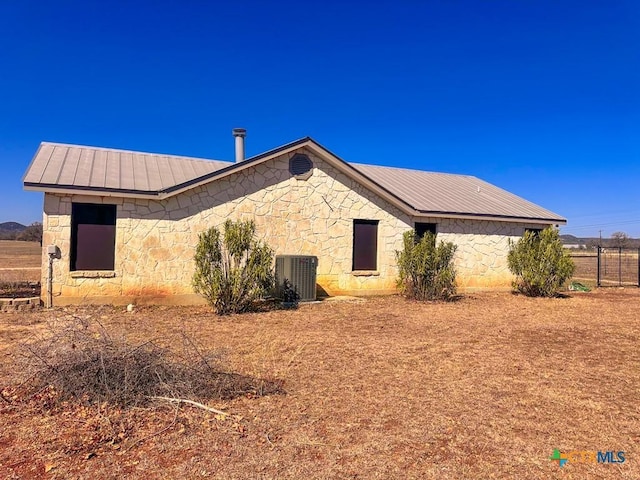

41,148,544,304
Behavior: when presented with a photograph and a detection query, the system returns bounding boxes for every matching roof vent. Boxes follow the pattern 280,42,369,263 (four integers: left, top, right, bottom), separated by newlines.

289,153,313,179
232,128,246,163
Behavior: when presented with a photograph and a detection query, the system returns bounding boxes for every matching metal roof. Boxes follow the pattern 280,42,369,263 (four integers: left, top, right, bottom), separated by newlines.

22,142,232,194
23,139,565,223
351,163,564,221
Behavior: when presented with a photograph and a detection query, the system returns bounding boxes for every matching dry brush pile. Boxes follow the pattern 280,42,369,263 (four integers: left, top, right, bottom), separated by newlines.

6,315,283,409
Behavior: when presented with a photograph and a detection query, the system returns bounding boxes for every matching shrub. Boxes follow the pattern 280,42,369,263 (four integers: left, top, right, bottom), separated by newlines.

396,230,458,301
507,227,575,297
193,219,275,314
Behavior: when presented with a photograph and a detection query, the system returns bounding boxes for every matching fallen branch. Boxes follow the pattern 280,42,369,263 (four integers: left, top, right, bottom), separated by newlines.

148,396,228,416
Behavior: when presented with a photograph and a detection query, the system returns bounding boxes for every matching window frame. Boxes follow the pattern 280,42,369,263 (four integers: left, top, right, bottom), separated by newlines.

70,203,117,272
415,222,437,239
524,227,543,237
352,219,379,272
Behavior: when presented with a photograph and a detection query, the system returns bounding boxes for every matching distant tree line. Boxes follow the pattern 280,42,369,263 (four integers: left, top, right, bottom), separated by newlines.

581,232,640,250
0,222,43,244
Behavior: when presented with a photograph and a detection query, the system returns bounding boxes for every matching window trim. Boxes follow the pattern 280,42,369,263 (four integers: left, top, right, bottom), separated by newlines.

415,222,437,239
352,219,379,272
70,203,117,272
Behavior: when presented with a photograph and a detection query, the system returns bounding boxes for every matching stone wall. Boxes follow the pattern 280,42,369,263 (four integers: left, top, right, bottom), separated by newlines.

0,297,42,312
41,148,547,304
437,218,541,290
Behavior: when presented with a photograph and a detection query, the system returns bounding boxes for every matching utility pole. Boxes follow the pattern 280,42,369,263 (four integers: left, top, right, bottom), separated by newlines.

599,230,602,247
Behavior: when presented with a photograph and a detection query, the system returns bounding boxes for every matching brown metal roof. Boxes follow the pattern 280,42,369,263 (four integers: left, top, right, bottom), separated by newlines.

23,139,565,223
351,163,564,221
23,142,232,194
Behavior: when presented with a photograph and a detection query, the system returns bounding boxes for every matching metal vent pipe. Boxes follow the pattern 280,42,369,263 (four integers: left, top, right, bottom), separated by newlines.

232,128,246,162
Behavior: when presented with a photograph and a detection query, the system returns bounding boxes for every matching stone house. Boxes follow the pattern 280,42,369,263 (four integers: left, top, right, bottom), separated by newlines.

23,132,565,305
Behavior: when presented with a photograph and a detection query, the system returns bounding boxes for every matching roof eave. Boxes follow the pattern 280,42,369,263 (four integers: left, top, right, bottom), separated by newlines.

413,210,566,224
21,142,47,184
23,183,159,200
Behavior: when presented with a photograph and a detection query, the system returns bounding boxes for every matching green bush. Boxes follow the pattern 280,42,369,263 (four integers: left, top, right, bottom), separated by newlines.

193,219,274,314
396,230,458,301
507,227,575,297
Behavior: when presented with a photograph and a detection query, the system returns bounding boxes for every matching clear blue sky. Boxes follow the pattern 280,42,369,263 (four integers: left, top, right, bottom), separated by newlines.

1,0,638,238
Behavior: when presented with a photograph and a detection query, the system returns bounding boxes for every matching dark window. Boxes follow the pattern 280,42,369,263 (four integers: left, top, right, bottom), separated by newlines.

71,203,117,271
353,220,378,271
525,228,543,237
415,222,437,238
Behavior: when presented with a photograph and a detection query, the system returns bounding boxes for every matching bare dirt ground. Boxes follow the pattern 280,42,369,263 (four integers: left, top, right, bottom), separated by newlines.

0,241,41,296
0,290,638,479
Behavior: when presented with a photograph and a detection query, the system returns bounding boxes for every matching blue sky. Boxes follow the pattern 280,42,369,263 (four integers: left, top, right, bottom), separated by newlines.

1,0,638,238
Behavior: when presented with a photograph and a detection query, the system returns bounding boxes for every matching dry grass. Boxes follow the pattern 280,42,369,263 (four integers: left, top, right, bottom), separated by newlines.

0,291,639,479
570,251,639,287
0,240,41,287
0,269,40,283
570,254,599,286
0,240,41,269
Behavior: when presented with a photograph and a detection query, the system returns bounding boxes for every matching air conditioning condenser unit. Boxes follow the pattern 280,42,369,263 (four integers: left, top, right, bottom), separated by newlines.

275,255,318,302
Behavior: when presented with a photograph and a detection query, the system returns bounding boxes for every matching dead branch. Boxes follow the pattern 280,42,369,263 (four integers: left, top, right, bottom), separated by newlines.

16,316,282,409
179,331,216,373
148,396,228,416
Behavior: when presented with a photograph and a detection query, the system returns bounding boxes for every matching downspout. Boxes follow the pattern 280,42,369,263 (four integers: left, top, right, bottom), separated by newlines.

46,245,59,308
47,254,53,308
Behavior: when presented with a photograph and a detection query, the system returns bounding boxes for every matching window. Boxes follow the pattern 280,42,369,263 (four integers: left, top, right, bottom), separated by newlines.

352,220,378,271
71,203,117,271
525,228,542,237
415,222,437,238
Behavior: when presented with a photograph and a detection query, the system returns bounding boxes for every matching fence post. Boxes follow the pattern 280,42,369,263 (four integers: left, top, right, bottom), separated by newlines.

619,247,622,286
597,246,601,287
637,248,640,288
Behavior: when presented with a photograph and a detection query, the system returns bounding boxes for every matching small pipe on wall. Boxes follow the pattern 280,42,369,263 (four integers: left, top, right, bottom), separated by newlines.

46,245,60,308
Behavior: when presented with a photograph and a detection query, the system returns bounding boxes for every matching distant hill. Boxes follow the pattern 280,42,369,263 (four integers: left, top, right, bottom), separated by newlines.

560,234,640,249
560,234,580,243
0,222,42,243
0,222,27,234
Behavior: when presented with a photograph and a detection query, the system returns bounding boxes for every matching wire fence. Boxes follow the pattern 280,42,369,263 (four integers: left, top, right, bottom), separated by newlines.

569,247,640,287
